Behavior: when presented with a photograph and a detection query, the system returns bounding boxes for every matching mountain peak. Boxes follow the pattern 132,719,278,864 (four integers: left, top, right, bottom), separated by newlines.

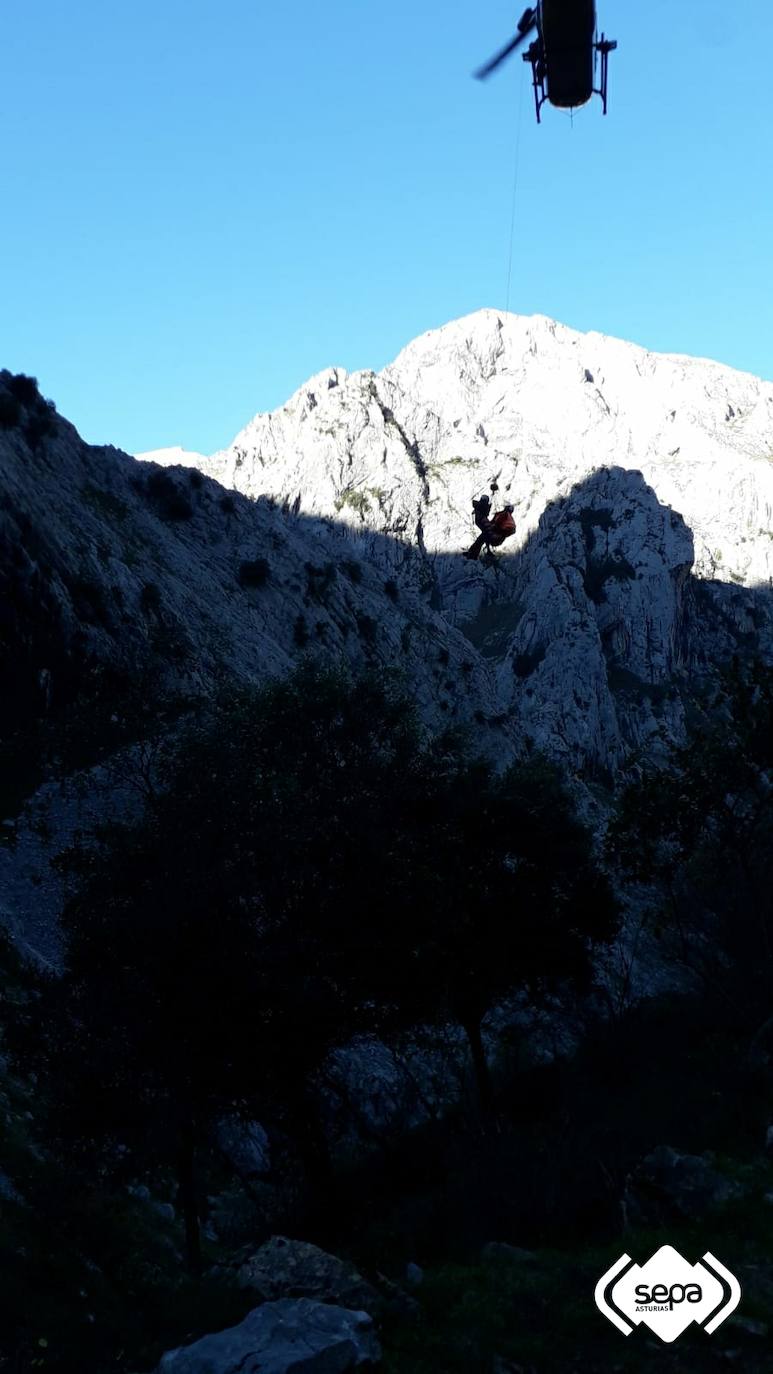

194,310,773,587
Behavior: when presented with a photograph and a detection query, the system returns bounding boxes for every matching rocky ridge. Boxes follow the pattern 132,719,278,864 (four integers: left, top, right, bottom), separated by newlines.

3,315,773,959
139,309,773,776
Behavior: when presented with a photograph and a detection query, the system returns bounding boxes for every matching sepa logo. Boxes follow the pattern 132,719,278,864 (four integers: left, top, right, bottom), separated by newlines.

595,1245,741,1343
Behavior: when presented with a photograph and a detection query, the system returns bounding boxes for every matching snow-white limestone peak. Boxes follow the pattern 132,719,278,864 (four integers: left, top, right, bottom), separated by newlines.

194,308,773,589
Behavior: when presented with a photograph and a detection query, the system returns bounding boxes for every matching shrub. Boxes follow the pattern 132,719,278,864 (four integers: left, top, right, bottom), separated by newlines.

293,613,309,647
583,555,636,605
238,559,270,589
140,581,162,614
6,373,40,406
355,611,377,644
335,489,372,519
188,469,203,489
23,410,55,450
384,578,399,603
513,643,547,678
219,494,236,515
341,559,363,584
69,576,110,627
0,392,21,429
305,561,336,602
145,470,194,522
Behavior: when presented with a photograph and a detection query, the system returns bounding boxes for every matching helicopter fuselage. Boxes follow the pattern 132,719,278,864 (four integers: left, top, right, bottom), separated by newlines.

474,0,615,121
540,0,596,110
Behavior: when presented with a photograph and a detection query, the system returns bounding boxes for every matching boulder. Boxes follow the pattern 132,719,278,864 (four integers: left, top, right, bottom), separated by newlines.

625,1146,742,1223
237,1238,379,1316
157,1298,380,1374
216,1116,271,1179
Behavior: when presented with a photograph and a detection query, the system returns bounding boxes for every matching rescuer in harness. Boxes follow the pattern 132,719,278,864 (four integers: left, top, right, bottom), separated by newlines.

464,498,516,560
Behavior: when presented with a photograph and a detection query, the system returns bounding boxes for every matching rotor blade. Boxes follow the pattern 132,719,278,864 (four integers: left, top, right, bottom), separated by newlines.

474,28,531,80
516,6,538,36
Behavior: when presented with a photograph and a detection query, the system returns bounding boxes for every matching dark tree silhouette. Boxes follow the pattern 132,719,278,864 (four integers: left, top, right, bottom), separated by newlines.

607,658,773,1045
404,754,619,1111
9,665,618,1270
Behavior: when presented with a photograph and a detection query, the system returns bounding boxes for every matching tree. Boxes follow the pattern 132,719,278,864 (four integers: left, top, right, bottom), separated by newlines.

225,671,618,1115
405,755,619,1112
8,667,441,1269
9,665,619,1272
606,658,773,1047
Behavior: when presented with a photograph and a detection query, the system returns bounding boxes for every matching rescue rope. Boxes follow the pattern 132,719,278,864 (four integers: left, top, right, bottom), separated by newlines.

504,71,526,314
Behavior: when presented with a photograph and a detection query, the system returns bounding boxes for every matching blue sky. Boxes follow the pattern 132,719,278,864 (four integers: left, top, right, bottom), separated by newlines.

2,0,771,455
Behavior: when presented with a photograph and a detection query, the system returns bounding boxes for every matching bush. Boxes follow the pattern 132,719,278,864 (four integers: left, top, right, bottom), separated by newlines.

0,392,21,429
384,578,399,603
238,559,270,589
293,613,309,647
140,581,162,614
69,576,110,627
305,561,336,602
145,470,194,522
6,373,40,406
335,489,372,519
355,611,377,644
583,554,636,604
0,374,56,445
341,559,363,584
513,643,547,678
24,410,55,450
219,494,236,515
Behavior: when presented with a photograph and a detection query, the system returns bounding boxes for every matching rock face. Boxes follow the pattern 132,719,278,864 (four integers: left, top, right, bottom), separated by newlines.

156,1299,380,1374
198,310,773,591
236,1237,379,1316
0,376,499,752
216,1116,271,1180
625,1146,743,1225
3,317,773,955
0,375,500,959
191,310,773,775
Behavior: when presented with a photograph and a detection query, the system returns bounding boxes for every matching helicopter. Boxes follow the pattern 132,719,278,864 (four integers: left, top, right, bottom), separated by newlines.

475,1,617,123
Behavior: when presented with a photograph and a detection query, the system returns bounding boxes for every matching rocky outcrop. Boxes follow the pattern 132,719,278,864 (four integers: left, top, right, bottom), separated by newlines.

216,1116,271,1180
624,1146,743,1225
146,310,773,775
493,465,699,774
236,1238,379,1316
4,318,773,958
156,1299,381,1374
192,310,773,592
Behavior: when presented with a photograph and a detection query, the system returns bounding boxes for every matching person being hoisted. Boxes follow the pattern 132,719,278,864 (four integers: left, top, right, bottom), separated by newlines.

464,498,516,561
